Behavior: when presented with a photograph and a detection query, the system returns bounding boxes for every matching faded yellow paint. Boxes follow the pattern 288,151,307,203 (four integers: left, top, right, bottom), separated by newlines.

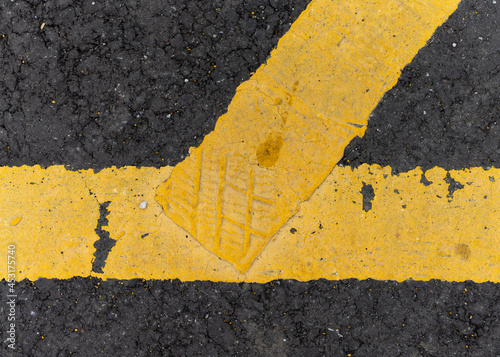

156,0,461,273
1,165,498,283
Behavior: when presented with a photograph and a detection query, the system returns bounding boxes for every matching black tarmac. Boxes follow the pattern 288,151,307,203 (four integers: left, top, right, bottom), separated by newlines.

1,0,499,355
3,278,500,356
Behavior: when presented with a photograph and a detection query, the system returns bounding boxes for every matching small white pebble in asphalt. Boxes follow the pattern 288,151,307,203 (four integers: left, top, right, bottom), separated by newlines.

494,0,497,4
452,43,457,47
139,201,148,210
184,79,189,82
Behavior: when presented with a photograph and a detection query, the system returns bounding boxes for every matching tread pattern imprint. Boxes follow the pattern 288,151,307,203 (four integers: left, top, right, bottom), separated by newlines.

155,0,461,273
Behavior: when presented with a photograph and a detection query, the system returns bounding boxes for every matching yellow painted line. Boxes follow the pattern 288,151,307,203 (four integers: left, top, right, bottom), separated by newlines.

1,165,498,283
0,0,484,282
156,0,461,273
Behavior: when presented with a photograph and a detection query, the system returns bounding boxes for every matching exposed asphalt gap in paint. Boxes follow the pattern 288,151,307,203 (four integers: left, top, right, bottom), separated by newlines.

345,122,365,128
420,172,433,186
91,201,115,274
444,172,464,202
360,182,375,212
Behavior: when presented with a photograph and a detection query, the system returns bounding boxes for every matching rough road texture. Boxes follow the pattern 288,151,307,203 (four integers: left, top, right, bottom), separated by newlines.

0,0,311,169
1,0,500,355
339,0,500,173
1,0,498,173
2,278,500,356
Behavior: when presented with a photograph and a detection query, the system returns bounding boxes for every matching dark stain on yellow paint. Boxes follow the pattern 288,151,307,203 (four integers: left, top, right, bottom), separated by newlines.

455,243,471,261
256,132,284,168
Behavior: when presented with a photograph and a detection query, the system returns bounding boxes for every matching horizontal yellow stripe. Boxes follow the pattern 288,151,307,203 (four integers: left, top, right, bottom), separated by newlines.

1,165,498,282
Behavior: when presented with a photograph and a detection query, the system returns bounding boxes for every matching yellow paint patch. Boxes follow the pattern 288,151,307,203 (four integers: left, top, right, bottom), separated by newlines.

10,216,22,226
0,165,498,283
155,0,461,273
0,165,171,279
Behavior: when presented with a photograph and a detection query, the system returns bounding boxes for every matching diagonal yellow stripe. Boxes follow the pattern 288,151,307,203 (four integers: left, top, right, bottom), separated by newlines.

155,0,462,272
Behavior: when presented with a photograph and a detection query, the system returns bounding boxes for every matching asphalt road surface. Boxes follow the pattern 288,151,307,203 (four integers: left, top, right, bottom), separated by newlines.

1,0,500,355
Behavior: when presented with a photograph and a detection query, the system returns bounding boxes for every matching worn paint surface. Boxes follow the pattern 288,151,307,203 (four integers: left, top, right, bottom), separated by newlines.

155,0,461,272
1,165,498,282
